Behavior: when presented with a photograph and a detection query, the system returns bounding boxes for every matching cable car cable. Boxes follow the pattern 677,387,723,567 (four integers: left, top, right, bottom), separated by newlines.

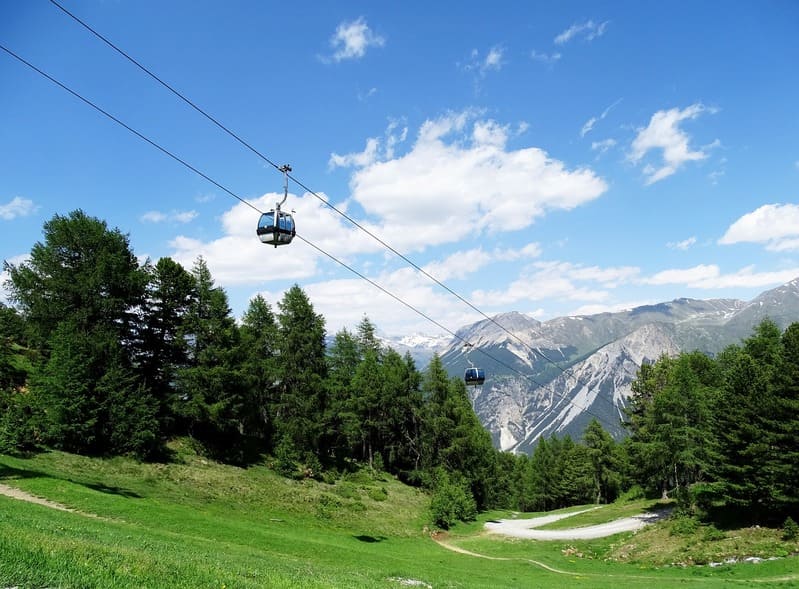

46,0,621,419
48,0,284,175
0,41,622,435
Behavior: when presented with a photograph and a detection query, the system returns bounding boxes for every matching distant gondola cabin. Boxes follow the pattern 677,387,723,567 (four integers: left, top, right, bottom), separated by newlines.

464,367,485,386
257,210,295,246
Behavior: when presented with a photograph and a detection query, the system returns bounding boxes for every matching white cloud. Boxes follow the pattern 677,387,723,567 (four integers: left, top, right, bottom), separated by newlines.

719,203,799,251
644,264,719,286
530,50,561,65
357,87,378,101
329,121,408,170
140,210,198,224
667,236,697,251
471,260,639,307
167,190,378,287
628,103,718,185
326,17,385,63
256,265,483,337
462,46,506,78
422,242,541,282
591,138,617,155
0,196,38,220
643,264,799,289
345,111,608,251
554,20,609,45
581,98,621,137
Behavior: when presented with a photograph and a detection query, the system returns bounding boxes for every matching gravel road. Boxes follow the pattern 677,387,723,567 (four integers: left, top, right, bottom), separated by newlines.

484,506,668,540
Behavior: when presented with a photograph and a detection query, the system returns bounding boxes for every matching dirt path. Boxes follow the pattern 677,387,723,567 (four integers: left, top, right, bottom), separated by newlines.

0,482,105,519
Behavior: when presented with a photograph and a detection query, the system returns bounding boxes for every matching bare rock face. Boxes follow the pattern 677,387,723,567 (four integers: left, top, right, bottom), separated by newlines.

441,278,799,451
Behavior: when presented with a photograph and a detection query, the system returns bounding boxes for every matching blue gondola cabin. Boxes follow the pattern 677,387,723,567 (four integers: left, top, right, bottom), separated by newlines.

257,210,295,247
464,367,485,386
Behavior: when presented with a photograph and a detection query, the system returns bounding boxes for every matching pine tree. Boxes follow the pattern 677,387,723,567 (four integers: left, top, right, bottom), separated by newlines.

582,418,620,504
774,323,799,518
175,258,245,459
238,295,280,448
275,285,327,459
709,320,783,522
136,257,195,434
323,328,361,464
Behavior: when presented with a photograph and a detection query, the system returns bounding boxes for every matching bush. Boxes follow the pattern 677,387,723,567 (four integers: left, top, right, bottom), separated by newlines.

702,525,726,541
273,436,299,478
670,515,699,536
783,517,799,541
430,473,477,529
616,484,646,502
334,482,359,500
367,487,388,502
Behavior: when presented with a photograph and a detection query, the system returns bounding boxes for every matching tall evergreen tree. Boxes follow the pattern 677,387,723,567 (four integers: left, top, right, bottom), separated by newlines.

323,328,361,464
175,258,245,459
275,285,327,458
136,257,195,434
775,323,799,517
377,349,423,474
709,320,782,522
238,295,280,448
6,210,145,347
582,418,620,504
6,211,154,457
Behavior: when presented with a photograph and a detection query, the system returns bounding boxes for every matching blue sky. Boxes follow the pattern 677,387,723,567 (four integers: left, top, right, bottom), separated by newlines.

2,1,798,337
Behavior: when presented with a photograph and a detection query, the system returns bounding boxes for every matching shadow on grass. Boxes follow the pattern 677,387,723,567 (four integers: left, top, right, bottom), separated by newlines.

0,462,45,481
1,458,142,499
353,534,387,543
643,501,674,513
84,482,142,499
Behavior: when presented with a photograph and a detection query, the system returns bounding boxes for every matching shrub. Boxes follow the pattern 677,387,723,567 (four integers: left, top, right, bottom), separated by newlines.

670,515,699,536
430,474,477,529
783,517,799,541
367,487,388,502
702,525,726,541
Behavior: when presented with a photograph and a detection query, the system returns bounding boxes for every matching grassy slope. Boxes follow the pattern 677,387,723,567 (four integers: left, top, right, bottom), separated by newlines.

0,448,796,588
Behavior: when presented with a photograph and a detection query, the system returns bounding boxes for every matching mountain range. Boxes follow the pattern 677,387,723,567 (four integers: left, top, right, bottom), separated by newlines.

383,277,799,454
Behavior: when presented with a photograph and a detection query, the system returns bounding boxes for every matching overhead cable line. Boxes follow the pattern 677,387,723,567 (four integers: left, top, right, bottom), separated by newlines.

48,0,620,417
0,41,620,435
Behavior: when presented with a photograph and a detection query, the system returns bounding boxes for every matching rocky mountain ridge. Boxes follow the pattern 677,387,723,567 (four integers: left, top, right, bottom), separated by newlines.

438,278,799,452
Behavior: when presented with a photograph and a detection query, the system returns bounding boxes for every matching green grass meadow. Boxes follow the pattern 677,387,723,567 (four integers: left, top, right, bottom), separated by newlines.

1,448,796,588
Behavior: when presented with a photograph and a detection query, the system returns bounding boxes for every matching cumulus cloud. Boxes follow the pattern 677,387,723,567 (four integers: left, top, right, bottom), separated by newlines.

643,264,799,289
719,203,799,251
166,189,378,287
554,20,609,45
628,103,718,185
667,236,697,251
471,260,640,307
422,242,541,282
325,17,385,63
330,121,408,170
0,196,38,220
257,263,484,337
140,210,198,224
344,111,608,251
